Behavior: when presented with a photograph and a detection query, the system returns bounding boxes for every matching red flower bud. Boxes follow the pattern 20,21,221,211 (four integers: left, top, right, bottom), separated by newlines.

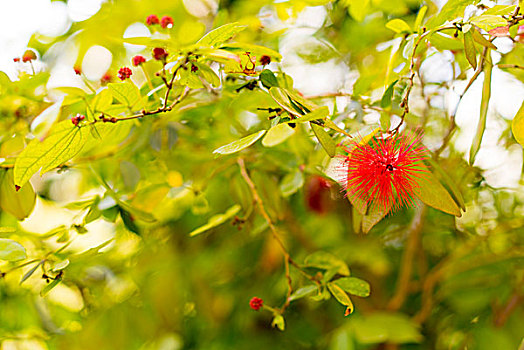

146,14,160,26
118,67,133,81
132,55,146,67
71,114,85,126
160,16,174,29
101,72,112,84
153,47,168,61
74,66,82,75
13,58,20,62
260,55,271,66
249,297,263,311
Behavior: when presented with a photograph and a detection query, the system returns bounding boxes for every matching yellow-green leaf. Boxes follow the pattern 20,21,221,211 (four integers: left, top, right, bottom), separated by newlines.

189,204,241,237
334,277,371,297
414,6,428,31
386,19,411,34
0,238,27,261
197,23,247,47
271,315,285,331
14,121,88,187
463,31,477,70
108,82,142,109
471,27,497,50
311,123,336,157
262,123,296,147
0,169,35,220
213,130,266,155
413,166,461,217
327,282,354,314
511,100,524,146
469,52,492,165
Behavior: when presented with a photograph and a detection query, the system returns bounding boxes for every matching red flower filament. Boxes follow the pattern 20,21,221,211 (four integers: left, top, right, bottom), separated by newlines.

249,297,263,311
343,133,428,212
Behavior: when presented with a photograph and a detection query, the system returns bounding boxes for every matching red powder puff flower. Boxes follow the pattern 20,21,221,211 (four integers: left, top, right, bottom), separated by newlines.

146,15,160,26
118,67,132,81
341,132,428,213
132,55,146,67
160,16,174,29
249,297,263,311
152,47,168,61
22,50,37,63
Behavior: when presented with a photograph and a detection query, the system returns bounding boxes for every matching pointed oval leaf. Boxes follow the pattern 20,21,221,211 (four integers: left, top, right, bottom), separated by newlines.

0,238,27,261
213,130,266,155
108,82,141,109
262,123,295,147
0,169,36,220
311,123,336,157
386,19,411,33
463,31,477,70
197,23,247,47
189,205,241,237
14,121,87,187
334,277,371,297
413,167,461,217
511,100,524,146
327,282,354,314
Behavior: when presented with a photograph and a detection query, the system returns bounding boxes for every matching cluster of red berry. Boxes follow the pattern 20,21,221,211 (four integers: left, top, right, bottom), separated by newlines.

71,114,85,126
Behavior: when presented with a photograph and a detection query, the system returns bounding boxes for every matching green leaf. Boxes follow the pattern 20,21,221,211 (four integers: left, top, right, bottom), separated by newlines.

426,0,472,29
469,52,492,165
511,100,524,146
347,0,370,22
271,315,285,331
425,157,466,211
279,170,304,197
118,206,140,235
31,98,63,138
259,69,279,89
269,87,303,117
471,27,497,50
0,169,36,220
0,238,26,261
52,259,70,272
189,204,241,237
429,32,463,51
327,282,354,314
194,63,220,88
92,88,113,112
213,130,266,155
334,277,371,297
414,6,428,31
285,106,329,124
20,260,44,284
413,165,461,217
386,19,411,34
304,251,350,276
14,121,87,187
108,82,142,109
197,23,247,47
288,285,318,302
361,201,391,233
470,15,508,32
311,123,336,157
380,79,398,108
463,31,477,70
262,123,295,147
40,277,62,297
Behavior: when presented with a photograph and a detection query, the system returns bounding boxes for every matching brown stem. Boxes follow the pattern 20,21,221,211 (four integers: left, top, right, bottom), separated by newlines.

387,204,426,310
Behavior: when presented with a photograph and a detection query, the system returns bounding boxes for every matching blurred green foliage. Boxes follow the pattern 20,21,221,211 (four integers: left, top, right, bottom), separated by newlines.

0,0,523,349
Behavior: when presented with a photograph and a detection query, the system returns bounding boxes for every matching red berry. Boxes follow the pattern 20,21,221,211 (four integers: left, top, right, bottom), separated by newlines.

153,47,168,61
13,58,20,62
132,55,146,67
249,297,263,311
74,66,82,75
260,55,271,66
118,67,133,81
146,14,160,26
22,50,37,63
160,16,174,29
